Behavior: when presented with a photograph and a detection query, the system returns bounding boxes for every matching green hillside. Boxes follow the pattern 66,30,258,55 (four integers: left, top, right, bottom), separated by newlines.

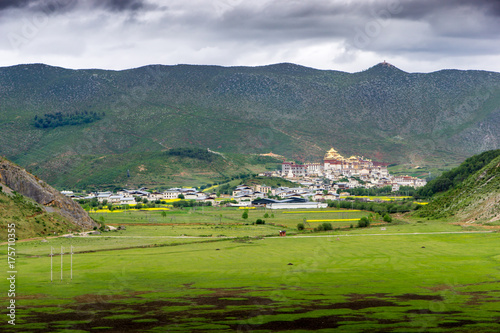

27,148,282,190
0,187,79,239
1,62,500,188
415,152,500,222
417,149,500,197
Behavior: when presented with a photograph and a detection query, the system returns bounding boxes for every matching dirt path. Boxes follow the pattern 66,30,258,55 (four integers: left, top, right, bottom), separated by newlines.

68,230,494,240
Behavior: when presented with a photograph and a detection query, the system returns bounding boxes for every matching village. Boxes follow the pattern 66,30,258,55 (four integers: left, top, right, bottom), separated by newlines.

268,147,427,190
62,148,426,209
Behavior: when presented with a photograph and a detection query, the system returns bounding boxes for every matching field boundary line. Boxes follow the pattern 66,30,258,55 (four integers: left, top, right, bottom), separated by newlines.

279,231,494,238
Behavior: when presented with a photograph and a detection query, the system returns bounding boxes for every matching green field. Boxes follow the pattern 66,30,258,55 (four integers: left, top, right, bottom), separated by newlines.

91,207,370,230
2,209,499,332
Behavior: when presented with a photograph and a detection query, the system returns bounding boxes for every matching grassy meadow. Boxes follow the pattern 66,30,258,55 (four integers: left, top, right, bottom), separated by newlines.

1,207,499,332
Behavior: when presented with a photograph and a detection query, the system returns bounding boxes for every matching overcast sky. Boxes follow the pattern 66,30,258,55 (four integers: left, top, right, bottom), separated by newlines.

0,0,499,73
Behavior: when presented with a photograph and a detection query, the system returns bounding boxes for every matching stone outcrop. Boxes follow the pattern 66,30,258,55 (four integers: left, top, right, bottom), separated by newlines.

0,157,97,229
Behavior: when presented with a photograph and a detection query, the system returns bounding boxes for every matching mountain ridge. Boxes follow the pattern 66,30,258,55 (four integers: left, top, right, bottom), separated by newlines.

1,62,499,188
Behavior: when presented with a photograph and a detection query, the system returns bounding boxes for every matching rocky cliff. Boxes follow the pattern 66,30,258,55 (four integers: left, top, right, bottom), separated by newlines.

0,157,97,229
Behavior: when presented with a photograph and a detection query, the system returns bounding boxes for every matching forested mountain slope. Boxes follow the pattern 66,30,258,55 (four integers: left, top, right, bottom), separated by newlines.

416,152,500,222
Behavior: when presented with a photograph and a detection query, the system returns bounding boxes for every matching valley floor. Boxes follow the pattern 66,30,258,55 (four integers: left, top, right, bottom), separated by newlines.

1,208,499,332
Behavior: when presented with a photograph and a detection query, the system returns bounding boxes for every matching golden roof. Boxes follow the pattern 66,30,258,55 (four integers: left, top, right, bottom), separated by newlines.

324,147,344,160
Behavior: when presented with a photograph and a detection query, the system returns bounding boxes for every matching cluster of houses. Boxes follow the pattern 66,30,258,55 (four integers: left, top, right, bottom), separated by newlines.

261,147,426,190
64,182,341,208
63,177,377,209
66,188,220,206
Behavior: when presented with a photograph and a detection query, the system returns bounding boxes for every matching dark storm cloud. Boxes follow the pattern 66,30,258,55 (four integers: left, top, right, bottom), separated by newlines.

212,1,361,42
95,0,146,12
0,0,150,12
0,0,34,10
213,0,500,43
394,0,500,19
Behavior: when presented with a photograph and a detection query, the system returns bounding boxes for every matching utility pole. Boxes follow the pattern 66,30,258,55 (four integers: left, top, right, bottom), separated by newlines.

50,247,54,283
70,245,74,280
60,246,64,281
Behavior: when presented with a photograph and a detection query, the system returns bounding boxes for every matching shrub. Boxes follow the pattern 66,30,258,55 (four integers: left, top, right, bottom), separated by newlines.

383,214,392,222
358,216,370,228
264,213,269,218
242,210,249,219
322,222,333,231
297,223,305,230
255,219,265,224
315,224,324,231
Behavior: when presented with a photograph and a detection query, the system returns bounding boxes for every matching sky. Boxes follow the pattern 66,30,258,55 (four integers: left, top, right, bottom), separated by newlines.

0,0,499,73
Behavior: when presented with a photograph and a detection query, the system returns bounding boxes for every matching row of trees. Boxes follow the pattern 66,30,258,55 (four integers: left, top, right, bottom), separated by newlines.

33,111,105,129
297,212,392,232
172,200,212,208
339,186,416,196
328,199,419,215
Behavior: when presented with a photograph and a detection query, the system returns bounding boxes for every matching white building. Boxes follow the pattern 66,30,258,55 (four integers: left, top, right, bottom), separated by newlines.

282,162,306,178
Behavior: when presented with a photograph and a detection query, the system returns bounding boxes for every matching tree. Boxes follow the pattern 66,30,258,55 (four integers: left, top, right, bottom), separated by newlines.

178,194,185,199
297,223,305,230
242,209,249,220
264,213,269,218
161,211,167,218
322,222,333,231
255,219,265,224
358,216,370,228
383,214,392,222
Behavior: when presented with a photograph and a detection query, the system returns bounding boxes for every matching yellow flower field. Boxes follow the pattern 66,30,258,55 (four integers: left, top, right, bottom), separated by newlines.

91,207,170,213
283,210,362,214
307,219,360,222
